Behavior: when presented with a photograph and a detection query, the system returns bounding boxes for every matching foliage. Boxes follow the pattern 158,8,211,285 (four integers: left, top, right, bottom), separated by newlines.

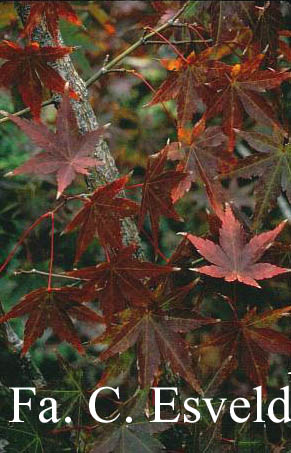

0,1,291,452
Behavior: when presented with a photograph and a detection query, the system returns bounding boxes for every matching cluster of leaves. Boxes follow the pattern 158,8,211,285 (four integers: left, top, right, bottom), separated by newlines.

0,1,291,452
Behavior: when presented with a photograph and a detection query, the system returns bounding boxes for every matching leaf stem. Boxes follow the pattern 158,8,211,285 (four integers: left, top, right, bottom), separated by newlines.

14,268,85,281
47,212,54,291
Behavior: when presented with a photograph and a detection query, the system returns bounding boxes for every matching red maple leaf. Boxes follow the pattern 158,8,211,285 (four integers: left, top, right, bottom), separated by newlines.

68,245,179,320
0,40,78,119
138,144,187,253
93,283,218,393
0,287,104,355
3,91,104,197
21,1,82,42
198,304,291,397
148,49,214,127
65,176,139,262
186,204,289,288
206,54,291,151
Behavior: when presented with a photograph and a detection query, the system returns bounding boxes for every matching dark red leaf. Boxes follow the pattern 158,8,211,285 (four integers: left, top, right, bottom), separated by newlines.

0,40,78,119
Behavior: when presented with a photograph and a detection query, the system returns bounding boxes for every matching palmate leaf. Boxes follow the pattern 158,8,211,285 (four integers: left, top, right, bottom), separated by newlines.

0,40,78,119
206,54,291,151
21,1,82,42
0,287,104,355
220,129,291,228
196,1,254,44
91,390,171,453
3,91,104,197
198,305,291,397
138,145,187,254
186,204,289,288
65,176,139,262
69,245,178,320
93,284,218,394
168,116,231,200
148,48,215,127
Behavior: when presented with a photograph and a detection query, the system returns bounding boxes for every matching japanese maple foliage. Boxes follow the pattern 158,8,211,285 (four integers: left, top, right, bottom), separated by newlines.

0,40,78,119
21,1,81,42
2,90,104,197
186,204,289,287
68,245,179,320
197,303,291,397
93,283,218,394
205,54,291,151
138,144,187,253
219,128,291,226
0,287,104,355
65,176,139,262
0,1,291,451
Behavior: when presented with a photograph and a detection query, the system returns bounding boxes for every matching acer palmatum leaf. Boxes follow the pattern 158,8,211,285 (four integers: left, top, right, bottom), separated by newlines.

2,93,104,197
198,305,291,397
68,245,180,320
0,40,78,119
94,309,217,394
206,54,291,151
65,176,139,262
21,1,81,42
138,144,187,254
0,287,104,355
219,128,291,227
186,204,289,288
148,48,215,127
91,389,171,452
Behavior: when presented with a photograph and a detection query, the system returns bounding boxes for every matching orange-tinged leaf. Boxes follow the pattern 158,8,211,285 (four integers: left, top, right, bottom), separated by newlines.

206,55,291,151
149,48,216,127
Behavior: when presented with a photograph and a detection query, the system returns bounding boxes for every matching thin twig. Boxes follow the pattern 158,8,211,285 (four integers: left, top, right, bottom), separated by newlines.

14,268,87,281
0,98,54,124
85,0,190,88
144,39,213,45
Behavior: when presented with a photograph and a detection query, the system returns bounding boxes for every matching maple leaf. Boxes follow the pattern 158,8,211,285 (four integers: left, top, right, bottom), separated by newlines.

206,54,291,151
186,204,289,288
2,92,104,198
68,245,179,320
0,40,78,119
219,128,291,228
138,144,187,253
196,1,255,44
197,304,291,397
168,116,231,201
21,1,81,43
93,284,218,393
0,287,104,355
148,48,215,127
65,176,139,262
91,389,171,453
